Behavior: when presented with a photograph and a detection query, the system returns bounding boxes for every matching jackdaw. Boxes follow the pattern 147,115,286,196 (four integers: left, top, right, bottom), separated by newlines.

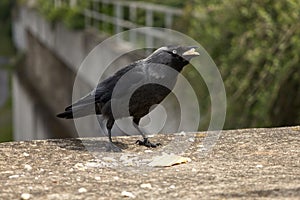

57,45,200,147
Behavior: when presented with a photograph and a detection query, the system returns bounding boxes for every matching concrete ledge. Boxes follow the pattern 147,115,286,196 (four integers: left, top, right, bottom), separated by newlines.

1,126,299,199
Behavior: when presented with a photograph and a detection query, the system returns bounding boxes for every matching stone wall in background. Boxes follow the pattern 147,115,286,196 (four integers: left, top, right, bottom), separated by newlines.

12,6,136,140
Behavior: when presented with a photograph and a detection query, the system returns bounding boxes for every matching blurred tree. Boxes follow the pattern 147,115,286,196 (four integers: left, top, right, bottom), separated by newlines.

129,0,185,8
186,0,300,128
37,0,86,29
0,0,14,55
0,0,14,142
0,0,13,20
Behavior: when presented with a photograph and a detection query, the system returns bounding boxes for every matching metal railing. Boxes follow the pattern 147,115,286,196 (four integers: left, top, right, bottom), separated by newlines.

54,0,183,47
54,0,77,8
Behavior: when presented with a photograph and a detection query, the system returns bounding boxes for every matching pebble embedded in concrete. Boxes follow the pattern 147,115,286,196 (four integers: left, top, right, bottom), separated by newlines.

169,185,176,189
9,174,19,179
23,152,30,157
21,193,31,200
102,157,116,162
78,187,87,193
179,131,187,136
24,164,32,171
121,191,136,198
140,183,152,189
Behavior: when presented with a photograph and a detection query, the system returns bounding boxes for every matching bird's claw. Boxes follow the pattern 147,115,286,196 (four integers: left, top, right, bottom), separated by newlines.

107,142,122,152
136,138,161,148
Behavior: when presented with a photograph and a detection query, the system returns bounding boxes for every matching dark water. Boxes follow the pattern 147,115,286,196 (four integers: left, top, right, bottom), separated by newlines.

0,56,9,107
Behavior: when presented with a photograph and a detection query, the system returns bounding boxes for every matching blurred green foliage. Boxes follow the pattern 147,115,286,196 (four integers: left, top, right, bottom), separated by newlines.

0,0,14,142
32,0,184,31
63,6,85,29
0,0,13,20
0,0,15,56
129,0,185,8
36,0,86,29
16,0,300,129
0,70,13,142
186,0,300,128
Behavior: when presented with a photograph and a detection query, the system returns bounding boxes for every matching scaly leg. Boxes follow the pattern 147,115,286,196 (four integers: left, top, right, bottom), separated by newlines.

96,115,114,143
106,118,114,143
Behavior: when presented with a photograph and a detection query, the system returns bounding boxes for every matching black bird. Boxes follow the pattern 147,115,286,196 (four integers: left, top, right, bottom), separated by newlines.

57,45,200,147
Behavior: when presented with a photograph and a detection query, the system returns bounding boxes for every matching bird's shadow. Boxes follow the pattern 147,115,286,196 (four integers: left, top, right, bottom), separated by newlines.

51,138,128,153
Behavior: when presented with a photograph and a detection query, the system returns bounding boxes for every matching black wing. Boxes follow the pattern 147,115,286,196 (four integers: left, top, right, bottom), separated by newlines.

57,61,139,118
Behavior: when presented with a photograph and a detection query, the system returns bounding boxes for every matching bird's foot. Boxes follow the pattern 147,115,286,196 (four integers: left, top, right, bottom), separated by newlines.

104,137,121,152
107,141,122,152
136,138,161,148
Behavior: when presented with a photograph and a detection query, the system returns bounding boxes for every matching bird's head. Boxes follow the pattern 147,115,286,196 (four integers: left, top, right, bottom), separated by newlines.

145,45,200,71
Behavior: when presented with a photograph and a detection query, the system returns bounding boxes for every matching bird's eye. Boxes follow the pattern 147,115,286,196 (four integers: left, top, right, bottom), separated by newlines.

172,50,177,54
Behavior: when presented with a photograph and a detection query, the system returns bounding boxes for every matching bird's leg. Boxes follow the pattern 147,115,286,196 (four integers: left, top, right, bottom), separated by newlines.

106,118,114,143
96,115,114,143
98,117,121,152
133,118,161,148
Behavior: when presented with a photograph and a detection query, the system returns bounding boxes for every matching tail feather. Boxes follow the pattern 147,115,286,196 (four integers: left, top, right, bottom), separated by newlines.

57,104,96,119
56,110,73,119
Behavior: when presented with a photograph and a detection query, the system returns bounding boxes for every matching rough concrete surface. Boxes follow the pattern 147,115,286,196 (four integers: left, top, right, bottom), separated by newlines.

0,126,299,199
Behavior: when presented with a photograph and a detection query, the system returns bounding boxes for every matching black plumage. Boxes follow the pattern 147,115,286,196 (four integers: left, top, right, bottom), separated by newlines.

57,45,199,147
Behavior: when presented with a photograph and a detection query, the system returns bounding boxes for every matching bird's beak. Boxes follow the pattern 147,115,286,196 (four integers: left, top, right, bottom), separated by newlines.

182,47,200,56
